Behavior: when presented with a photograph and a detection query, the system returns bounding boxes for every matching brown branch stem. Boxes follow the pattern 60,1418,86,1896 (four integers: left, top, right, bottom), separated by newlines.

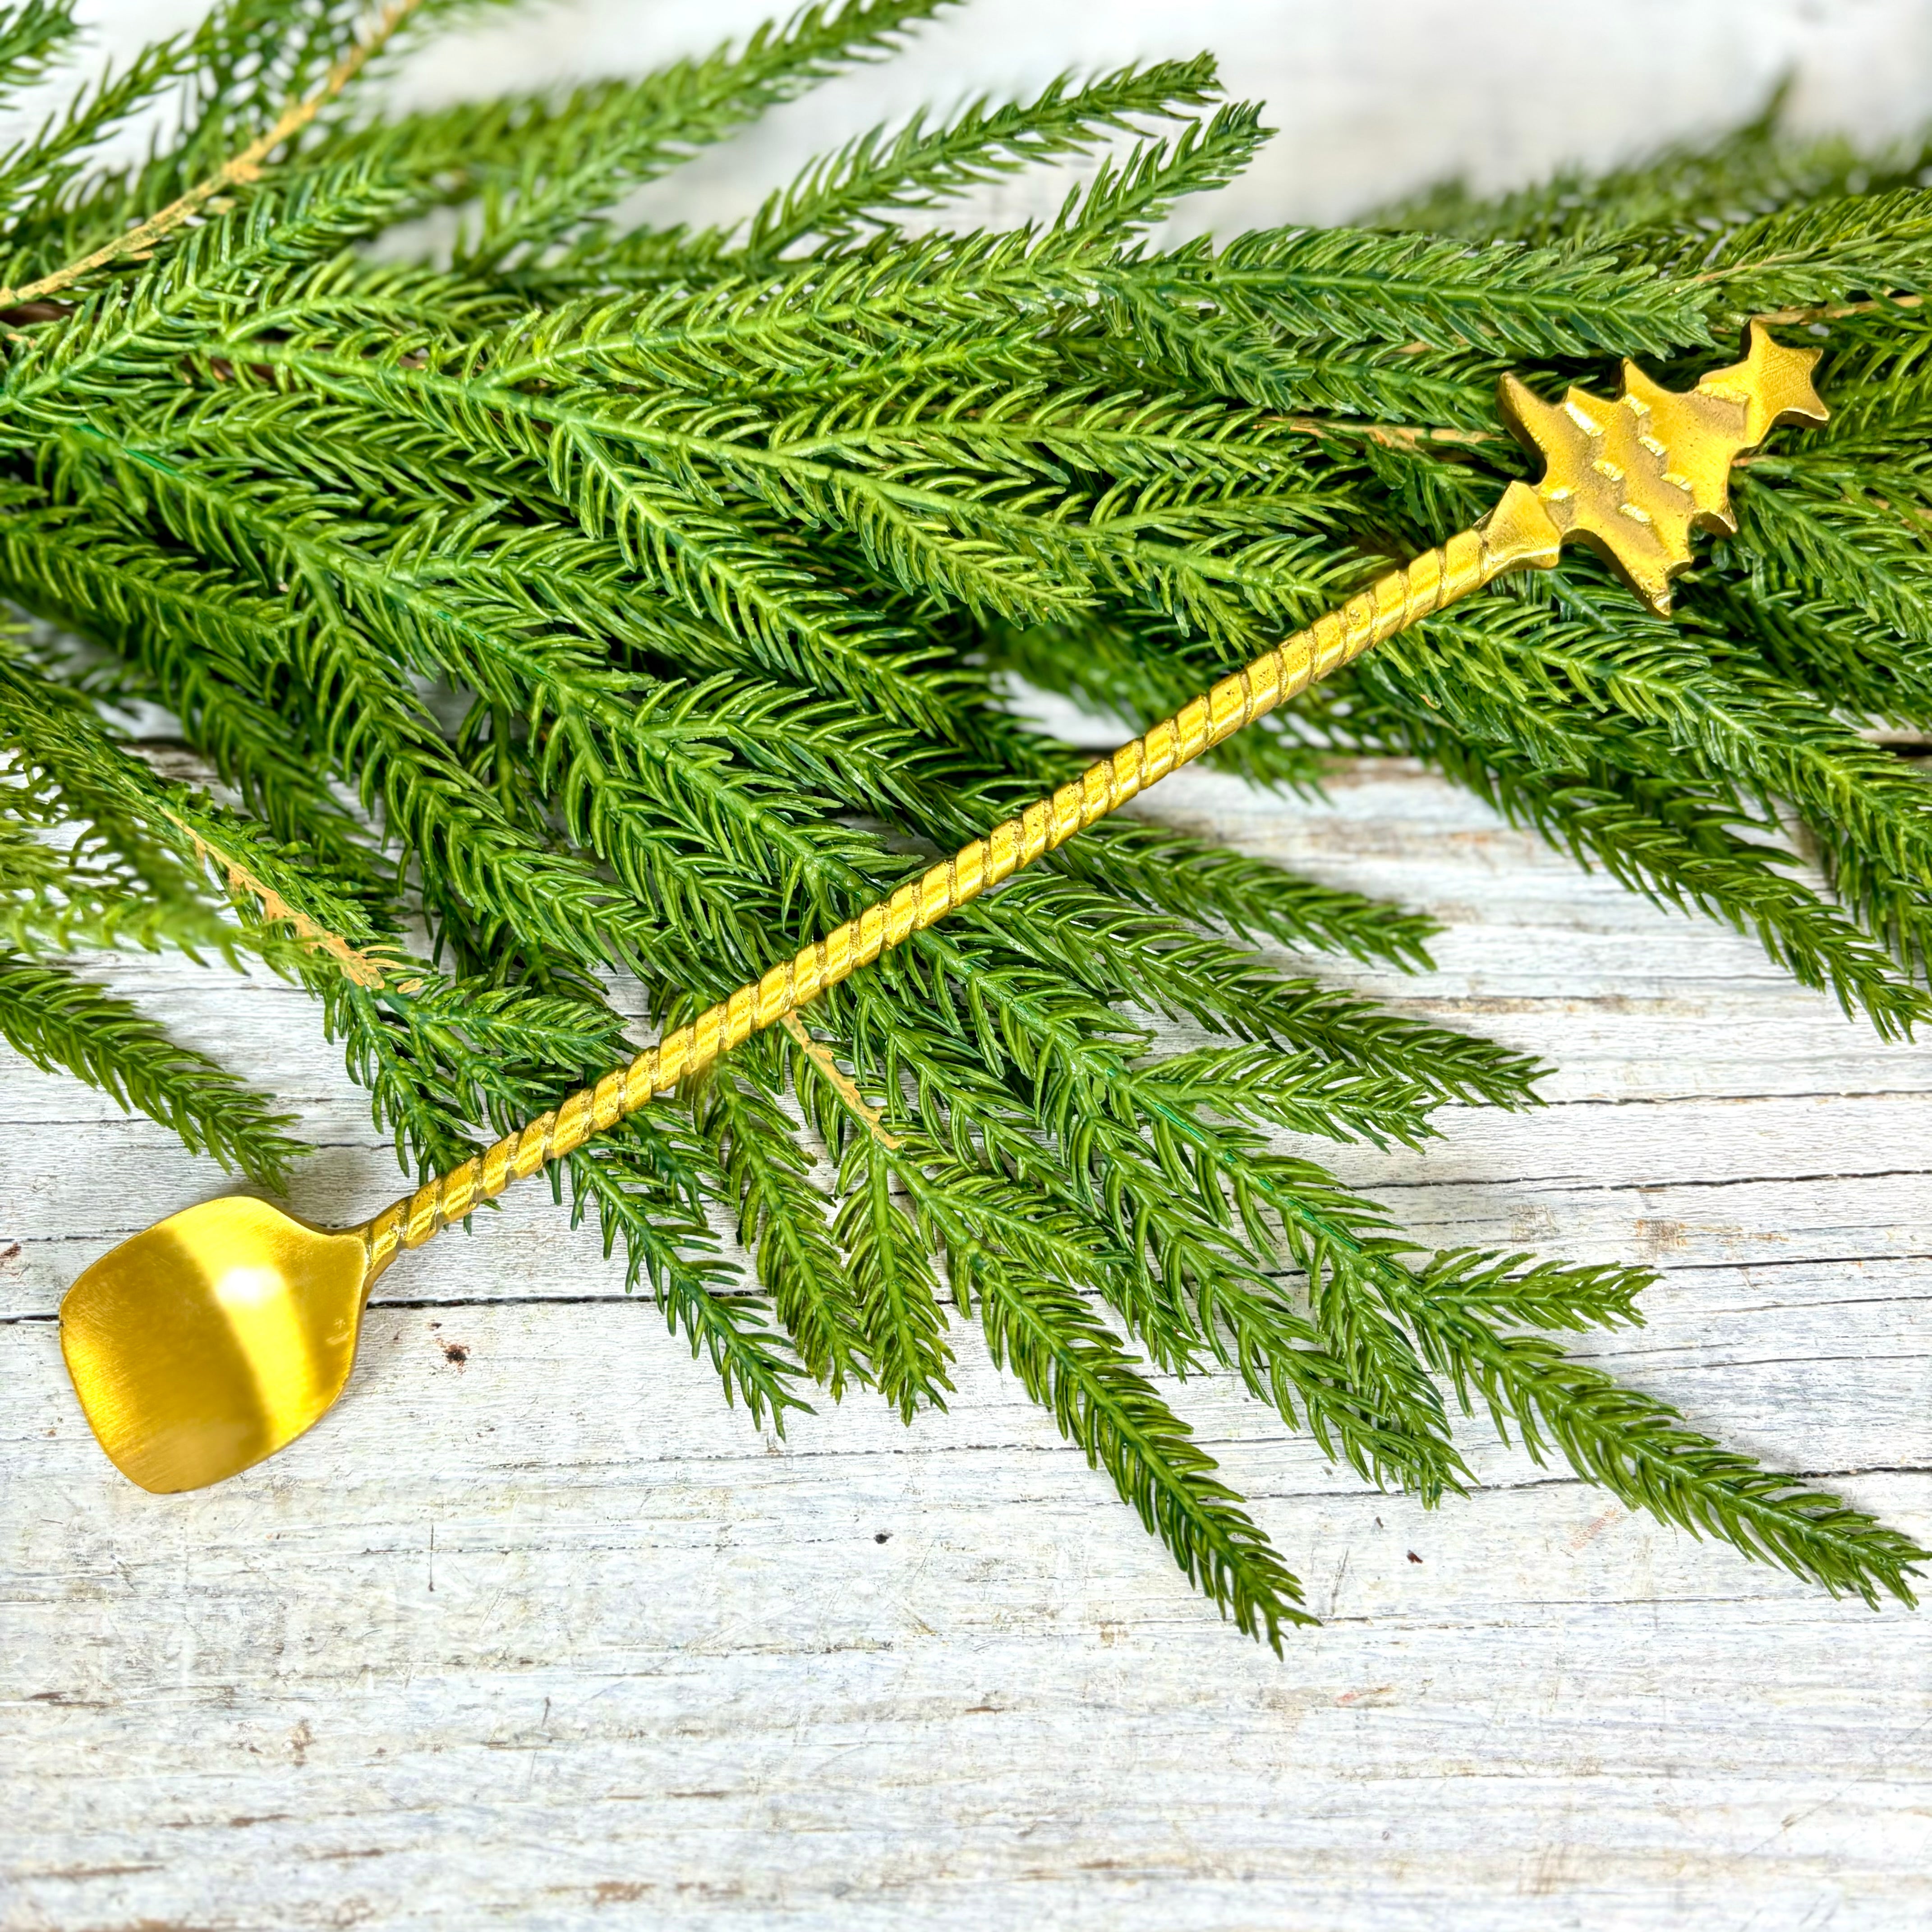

0,0,423,312
780,1011,902,1150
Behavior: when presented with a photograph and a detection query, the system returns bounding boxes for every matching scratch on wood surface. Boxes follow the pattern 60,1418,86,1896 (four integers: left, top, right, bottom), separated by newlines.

590,1880,654,1904
1522,1841,1587,1898
1634,1218,1688,1258
1568,1507,1625,1553
158,1814,294,1831
28,1862,163,1880
1334,1684,1398,1707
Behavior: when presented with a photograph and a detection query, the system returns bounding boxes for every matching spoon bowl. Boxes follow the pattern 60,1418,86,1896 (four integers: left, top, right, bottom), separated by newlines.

59,1196,375,1493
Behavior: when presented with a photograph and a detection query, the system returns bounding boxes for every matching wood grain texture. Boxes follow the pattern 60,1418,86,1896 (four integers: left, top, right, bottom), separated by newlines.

4,752,1930,1931
9,7,1932,1919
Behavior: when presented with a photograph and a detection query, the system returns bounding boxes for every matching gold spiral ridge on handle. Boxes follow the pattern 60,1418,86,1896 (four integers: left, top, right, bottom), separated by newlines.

359,502,1555,1279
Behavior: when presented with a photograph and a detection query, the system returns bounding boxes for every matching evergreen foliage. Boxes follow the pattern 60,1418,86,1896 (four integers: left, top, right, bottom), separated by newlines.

2,0,1928,1639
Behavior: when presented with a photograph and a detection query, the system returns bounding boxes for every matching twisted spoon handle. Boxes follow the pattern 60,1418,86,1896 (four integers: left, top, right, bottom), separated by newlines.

359,485,1562,1279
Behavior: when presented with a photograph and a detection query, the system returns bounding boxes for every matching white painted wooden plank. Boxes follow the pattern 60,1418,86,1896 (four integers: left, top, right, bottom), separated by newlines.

5,1325,1931,1931
6,753,1932,1932
8,1155,1931,1322
7,1080,1929,1235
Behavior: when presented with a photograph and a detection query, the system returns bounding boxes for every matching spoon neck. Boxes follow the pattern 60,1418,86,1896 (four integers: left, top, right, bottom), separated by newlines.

358,1210,404,1295
352,1074,632,1283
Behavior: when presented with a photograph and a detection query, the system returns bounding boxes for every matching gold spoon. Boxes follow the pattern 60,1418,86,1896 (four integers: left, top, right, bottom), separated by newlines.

60,323,1827,1493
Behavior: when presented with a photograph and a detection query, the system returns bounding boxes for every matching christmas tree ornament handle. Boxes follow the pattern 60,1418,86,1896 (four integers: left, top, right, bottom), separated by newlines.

55,323,1828,1494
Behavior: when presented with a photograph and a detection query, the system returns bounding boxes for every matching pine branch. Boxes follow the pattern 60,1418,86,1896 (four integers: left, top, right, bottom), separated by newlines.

0,952,305,1182
1125,225,1712,359
1695,188,1932,325
740,56,1225,260
0,0,76,112
966,1233,1315,1648
569,1115,813,1431
450,0,954,273
0,22,200,240
1137,1062,1925,1606
835,1132,955,1417
0,0,425,310
1401,1275,1928,1608
0,7,1920,1640
694,1040,871,1396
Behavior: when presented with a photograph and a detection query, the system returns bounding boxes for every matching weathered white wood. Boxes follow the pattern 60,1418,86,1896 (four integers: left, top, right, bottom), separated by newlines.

7,5,1932,1924
5,753,1931,1932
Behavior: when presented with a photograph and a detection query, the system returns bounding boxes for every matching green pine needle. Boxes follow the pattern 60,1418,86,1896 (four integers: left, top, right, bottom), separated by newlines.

0,953,306,1184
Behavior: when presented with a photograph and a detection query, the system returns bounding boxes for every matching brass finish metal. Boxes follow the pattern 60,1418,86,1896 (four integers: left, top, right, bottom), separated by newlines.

1496,319,1826,613
60,1196,379,1491
57,325,1828,1490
